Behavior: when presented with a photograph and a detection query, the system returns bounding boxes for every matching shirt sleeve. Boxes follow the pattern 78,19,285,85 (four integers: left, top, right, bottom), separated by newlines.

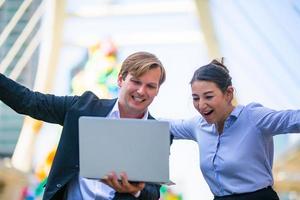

247,102,300,135
137,183,160,200
0,73,77,125
168,117,199,141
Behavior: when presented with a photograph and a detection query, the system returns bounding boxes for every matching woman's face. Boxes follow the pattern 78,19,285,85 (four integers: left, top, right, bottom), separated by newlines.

191,80,234,126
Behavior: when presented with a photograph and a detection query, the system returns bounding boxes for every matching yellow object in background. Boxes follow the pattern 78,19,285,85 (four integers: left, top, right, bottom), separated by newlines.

35,148,56,181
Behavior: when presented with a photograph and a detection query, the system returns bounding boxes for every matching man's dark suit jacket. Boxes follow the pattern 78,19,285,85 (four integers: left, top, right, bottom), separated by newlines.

0,73,161,200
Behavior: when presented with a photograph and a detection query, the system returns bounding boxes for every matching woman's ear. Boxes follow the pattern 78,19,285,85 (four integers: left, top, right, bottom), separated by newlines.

225,86,234,102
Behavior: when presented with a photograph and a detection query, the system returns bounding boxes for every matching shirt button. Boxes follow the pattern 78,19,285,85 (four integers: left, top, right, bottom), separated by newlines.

75,165,79,168
56,184,62,188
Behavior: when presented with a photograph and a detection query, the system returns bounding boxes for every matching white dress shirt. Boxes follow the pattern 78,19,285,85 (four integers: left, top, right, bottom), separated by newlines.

67,99,148,200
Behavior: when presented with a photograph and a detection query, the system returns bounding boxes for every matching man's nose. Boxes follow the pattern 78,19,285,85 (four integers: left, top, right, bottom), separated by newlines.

137,85,146,95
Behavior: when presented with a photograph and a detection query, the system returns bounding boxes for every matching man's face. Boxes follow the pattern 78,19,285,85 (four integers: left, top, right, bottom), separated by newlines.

117,67,161,118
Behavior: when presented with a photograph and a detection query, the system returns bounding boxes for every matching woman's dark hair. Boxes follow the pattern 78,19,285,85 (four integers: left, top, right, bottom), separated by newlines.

190,58,232,92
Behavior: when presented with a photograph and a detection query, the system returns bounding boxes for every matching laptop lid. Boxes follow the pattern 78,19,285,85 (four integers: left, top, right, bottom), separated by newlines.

78,116,170,184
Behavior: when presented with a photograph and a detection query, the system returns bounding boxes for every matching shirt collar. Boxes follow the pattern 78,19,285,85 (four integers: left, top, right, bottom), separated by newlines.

229,105,244,119
108,99,149,119
220,105,244,132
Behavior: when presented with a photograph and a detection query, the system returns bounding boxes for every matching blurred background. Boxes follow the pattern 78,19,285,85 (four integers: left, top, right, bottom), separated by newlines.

0,0,300,199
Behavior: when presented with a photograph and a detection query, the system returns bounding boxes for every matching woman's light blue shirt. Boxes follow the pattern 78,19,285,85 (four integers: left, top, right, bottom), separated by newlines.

170,103,300,196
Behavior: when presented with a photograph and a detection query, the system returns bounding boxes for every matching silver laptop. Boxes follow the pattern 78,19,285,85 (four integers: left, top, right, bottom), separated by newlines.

78,116,171,184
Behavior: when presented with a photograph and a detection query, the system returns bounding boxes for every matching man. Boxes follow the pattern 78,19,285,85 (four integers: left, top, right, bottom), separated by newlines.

0,51,166,200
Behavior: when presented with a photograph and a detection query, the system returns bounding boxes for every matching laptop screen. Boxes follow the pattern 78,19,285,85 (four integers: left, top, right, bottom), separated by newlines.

78,116,170,184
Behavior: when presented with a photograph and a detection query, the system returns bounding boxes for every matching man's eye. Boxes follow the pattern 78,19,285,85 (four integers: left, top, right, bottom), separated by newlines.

192,97,199,101
131,80,140,84
147,85,157,89
206,96,213,100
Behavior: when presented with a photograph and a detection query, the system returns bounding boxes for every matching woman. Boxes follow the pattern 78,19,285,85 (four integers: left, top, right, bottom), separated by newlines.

170,59,300,200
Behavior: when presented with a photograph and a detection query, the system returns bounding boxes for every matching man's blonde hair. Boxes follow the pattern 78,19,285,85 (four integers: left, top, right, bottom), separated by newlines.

119,52,166,85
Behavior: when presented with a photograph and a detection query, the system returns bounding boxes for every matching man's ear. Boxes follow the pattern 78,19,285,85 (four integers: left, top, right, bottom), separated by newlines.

117,74,123,87
155,86,160,96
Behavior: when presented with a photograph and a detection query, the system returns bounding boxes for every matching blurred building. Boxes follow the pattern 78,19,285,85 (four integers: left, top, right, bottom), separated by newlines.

0,0,42,157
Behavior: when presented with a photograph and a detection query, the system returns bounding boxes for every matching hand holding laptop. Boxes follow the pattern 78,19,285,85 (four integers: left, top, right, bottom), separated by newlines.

102,171,145,197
